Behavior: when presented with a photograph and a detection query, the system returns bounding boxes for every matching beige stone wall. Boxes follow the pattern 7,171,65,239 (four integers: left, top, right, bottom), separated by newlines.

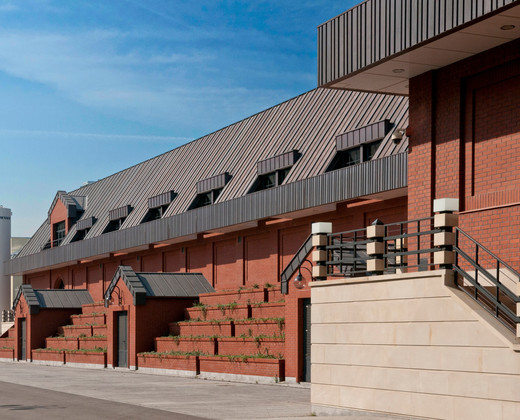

311,270,520,419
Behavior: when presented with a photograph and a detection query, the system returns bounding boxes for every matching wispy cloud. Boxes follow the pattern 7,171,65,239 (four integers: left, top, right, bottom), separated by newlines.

0,128,191,143
0,28,293,136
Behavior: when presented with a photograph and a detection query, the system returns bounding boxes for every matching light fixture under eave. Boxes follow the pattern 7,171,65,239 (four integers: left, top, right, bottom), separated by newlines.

392,68,405,74
501,24,516,30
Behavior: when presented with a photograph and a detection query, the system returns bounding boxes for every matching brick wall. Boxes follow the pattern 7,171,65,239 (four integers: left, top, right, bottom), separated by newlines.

408,38,520,270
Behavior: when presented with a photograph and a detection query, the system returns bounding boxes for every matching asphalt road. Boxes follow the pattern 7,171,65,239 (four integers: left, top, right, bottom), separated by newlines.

0,380,206,420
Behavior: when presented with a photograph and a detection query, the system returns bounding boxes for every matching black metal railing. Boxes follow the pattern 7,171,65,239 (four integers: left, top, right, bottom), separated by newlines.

326,228,368,276
326,217,440,277
280,234,313,294
454,228,520,332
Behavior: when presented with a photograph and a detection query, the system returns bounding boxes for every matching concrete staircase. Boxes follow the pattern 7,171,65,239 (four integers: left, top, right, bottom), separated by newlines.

32,302,108,367
138,286,286,381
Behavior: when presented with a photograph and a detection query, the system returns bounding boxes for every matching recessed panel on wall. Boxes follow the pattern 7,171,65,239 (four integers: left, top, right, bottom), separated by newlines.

164,249,185,273
141,253,162,272
187,244,213,285
86,265,103,302
214,239,239,289
279,226,310,282
245,231,277,287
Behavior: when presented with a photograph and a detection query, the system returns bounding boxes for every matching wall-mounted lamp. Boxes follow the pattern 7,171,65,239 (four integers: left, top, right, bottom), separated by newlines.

294,259,313,290
391,128,406,144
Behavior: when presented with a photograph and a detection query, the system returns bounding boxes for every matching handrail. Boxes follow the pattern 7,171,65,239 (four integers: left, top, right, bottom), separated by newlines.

453,227,520,332
280,234,313,294
455,227,520,280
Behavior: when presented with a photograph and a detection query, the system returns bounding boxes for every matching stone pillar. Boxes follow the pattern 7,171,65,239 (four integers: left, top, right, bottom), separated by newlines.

366,219,385,275
311,222,332,281
433,198,459,269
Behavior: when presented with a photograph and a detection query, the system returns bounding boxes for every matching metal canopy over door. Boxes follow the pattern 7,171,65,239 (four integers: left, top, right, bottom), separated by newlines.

19,319,26,361
302,298,311,382
116,311,128,368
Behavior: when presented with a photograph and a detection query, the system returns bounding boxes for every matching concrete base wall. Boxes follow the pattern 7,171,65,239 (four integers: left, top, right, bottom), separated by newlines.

310,270,520,420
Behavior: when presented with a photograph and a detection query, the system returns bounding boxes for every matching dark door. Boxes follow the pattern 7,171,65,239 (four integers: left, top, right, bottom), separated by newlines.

116,311,128,367
302,298,311,382
19,319,26,361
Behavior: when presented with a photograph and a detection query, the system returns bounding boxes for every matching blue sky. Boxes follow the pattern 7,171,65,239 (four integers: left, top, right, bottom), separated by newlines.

0,0,356,237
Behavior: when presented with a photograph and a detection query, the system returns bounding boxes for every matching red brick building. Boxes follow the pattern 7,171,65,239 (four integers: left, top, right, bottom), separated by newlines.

3,0,520,391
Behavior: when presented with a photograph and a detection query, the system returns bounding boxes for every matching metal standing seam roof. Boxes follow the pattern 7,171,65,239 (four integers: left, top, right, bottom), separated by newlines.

105,265,214,306
13,285,93,314
13,88,408,265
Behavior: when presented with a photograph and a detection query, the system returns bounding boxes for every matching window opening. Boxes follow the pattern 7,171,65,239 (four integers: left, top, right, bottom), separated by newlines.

53,221,66,247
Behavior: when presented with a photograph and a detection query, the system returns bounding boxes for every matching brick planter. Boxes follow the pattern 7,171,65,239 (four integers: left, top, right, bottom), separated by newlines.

60,325,92,337
156,337,217,355
186,305,249,321
169,321,234,337
0,348,14,360
234,320,284,337
250,303,285,319
217,337,284,357
71,313,106,325
265,288,283,303
81,303,106,314
46,337,79,350
198,356,285,380
137,353,199,372
32,349,65,363
65,351,107,366
92,325,107,336
78,337,107,350
199,289,266,305
0,337,14,348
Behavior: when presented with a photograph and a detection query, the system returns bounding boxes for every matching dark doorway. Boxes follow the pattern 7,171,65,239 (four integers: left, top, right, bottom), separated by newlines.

116,311,128,367
19,319,26,361
302,298,311,382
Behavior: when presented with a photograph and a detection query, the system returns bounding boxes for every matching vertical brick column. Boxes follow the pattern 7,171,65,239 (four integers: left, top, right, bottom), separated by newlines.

366,219,385,276
311,222,332,281
433,198,459,269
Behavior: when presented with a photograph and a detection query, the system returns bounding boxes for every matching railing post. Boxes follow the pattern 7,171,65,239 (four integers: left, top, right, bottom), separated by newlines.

366,219,385,276
311,222,332,281
433,198,459,270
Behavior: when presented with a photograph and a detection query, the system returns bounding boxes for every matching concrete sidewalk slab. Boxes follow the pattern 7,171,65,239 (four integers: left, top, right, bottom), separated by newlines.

0,362,417,420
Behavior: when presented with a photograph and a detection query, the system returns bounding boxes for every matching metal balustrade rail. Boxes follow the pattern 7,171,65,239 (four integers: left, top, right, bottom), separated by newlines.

454,227,520,332
326,217,441,277
280,234,313,294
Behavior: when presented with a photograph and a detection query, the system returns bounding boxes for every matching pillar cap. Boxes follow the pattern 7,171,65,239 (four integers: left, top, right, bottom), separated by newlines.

433,198,459,213
312,222,332,235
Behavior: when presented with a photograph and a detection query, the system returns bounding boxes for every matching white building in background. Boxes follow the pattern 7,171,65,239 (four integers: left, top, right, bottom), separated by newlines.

0,206,11,315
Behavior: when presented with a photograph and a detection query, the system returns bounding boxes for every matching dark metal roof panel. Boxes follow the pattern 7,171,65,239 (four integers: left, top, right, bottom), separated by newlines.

109,205,132,221
148,191,175,209
196,173,231,194
336,120,392,151
34,289,93,308
318,0,518,86
257,150,298,175
76,216,96,231
137,272,215,297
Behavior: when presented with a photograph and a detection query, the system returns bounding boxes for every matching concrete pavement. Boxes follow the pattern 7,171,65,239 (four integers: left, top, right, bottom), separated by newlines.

0,361,415,419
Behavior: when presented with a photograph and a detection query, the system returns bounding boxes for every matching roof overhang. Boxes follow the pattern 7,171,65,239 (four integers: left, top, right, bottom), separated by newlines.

319,0,520,94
